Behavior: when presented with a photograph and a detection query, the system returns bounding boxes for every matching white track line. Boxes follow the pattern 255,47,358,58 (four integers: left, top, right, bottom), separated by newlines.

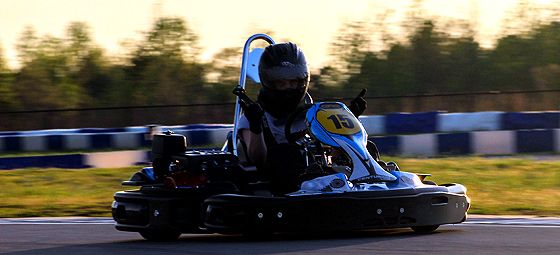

0,217,114,224
463,217,560,227
0,217,558,226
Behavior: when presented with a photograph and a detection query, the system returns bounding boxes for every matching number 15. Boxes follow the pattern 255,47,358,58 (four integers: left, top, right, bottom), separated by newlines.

327,114,355,129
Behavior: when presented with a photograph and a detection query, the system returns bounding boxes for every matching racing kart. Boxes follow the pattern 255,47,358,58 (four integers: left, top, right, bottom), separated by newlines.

112,34,470,241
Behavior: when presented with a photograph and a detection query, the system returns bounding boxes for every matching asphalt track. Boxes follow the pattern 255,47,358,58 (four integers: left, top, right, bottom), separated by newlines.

0,216,559,255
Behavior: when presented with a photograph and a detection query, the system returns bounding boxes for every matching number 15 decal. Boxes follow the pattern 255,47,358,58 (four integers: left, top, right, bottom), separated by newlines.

316,108,361,135
327,114,355,129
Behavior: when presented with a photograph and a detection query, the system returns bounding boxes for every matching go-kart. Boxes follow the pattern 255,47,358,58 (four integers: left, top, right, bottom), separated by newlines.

112,34,470,241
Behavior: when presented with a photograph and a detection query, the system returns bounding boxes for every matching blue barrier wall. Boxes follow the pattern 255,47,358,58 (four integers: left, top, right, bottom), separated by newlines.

0,124,233,152
373,128,559,156
0,154,89,170
502,112,560,130
0,150,150,170
385,112,440,134
438,133,471,155
372,136,400,155
47,135,64,150
1,111,560,168
516,129,556,153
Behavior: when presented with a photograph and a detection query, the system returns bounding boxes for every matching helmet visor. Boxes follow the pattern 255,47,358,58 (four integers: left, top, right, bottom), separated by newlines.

266,77,308,91
261,63,309,87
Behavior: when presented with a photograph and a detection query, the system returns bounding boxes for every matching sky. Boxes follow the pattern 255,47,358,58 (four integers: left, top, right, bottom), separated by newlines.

0,0,558,70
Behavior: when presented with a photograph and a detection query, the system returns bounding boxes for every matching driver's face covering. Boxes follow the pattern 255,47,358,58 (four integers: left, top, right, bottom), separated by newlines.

258,80,307,119
270,78,306,91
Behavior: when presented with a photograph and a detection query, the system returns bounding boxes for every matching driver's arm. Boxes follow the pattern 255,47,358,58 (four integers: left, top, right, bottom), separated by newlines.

240,129,267,167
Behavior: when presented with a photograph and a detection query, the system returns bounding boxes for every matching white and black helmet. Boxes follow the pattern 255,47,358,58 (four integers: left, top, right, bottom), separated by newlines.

257,42,310,118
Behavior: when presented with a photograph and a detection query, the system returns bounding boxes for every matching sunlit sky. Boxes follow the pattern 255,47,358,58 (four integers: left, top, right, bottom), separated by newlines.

0,0,557,70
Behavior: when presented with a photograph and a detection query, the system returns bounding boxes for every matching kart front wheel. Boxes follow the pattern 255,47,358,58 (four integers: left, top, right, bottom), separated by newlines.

140,230,182,241
411,225,439,234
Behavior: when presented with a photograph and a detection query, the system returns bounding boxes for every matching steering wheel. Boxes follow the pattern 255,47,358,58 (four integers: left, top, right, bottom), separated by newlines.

284,104,313,144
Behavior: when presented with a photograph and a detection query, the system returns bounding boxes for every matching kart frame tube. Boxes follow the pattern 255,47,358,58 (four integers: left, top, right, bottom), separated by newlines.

231,34,275,156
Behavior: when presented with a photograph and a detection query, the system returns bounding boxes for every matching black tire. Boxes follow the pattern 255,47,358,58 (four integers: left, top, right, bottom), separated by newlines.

411,225,439,234
139,230,181,241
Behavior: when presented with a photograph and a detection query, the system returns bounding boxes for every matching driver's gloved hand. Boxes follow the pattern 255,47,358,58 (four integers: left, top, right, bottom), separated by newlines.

349,88,367,117
241,102,264,134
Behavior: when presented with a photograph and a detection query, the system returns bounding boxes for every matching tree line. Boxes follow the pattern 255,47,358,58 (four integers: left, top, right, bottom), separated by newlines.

1,2,560,130
311,1,560,112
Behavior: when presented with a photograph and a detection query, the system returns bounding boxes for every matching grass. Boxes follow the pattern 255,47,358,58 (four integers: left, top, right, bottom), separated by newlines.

386,156,560,216
0,156,558,217
0,167,138,217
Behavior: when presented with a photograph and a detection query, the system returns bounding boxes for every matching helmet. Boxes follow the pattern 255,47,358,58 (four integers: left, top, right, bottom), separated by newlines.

257,42,310,118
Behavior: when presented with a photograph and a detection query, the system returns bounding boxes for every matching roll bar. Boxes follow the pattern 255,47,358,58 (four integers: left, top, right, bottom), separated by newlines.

230,34,276,156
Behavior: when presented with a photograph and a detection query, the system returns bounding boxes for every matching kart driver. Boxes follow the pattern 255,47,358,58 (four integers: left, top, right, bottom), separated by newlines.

237,42,367,194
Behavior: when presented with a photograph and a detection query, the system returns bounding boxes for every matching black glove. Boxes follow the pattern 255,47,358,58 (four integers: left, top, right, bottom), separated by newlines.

349,88,367,117
234,87,264,134
243,102,264,134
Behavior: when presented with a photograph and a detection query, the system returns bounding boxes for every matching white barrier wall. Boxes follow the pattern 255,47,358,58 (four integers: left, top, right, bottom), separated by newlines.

3,129,560,169
554,129,560,152
437,111,503,133
472,130,515,155
85,150,148,168
2,112,559,157
359,115,385,135
401,134,437,156
113,132,142,149
22,136,47,151
64,134,89,150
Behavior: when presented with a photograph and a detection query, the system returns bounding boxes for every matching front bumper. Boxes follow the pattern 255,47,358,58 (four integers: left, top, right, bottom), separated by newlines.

203,186,470,233
112,185,470,234
112,188,206,233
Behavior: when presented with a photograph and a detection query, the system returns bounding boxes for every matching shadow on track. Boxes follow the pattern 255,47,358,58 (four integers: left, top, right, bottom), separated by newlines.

2,228,463,255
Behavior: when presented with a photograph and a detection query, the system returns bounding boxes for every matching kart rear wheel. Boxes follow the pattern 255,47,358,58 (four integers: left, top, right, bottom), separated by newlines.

140,230,182,241
411,225,439,234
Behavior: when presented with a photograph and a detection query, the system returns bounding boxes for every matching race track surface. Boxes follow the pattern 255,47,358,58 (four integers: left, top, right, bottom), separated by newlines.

0,216,558,255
